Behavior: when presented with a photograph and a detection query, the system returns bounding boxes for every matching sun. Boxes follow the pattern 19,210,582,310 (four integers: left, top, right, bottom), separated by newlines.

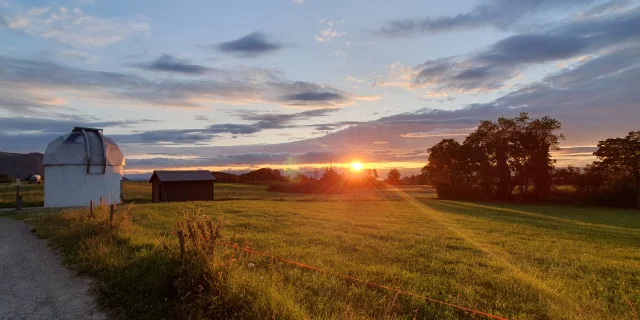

351,161,363,171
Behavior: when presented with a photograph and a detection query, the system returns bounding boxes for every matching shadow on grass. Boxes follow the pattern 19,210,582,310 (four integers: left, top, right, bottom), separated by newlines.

422,200,640,246
457,201,640,229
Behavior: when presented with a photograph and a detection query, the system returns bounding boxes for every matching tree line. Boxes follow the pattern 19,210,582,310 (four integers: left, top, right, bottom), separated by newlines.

212,168,287,183
268,167,429,193
422,112,639,208
552,131,640,208
269,167,384,193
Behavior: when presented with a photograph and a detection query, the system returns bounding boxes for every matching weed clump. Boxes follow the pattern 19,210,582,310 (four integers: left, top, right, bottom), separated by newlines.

171,214,305,319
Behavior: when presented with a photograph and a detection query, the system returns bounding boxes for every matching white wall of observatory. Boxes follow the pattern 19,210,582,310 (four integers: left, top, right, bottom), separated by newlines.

44,165,123,208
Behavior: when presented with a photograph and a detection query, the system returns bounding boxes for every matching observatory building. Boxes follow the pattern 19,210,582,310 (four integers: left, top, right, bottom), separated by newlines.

43,127,125,208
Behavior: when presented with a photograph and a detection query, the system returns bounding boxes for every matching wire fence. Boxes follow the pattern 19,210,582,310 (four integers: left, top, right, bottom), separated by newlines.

219,242,510,320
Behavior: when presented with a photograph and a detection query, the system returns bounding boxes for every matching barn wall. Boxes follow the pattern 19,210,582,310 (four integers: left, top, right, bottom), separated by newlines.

44,165,123,208
151,180,160,202
161,181,214,202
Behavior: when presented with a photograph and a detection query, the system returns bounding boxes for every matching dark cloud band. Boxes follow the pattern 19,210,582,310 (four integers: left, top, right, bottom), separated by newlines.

216,32,284,57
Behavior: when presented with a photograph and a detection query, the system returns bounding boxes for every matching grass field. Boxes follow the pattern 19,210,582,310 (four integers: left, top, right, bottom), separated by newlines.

0,183,45,208
2,182,639,319
0,182,437,208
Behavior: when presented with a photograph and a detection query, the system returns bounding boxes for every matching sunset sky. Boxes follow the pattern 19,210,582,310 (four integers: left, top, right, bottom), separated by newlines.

1,0,638,176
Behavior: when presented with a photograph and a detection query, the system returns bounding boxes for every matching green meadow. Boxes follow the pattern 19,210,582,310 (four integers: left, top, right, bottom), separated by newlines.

2,182,639,319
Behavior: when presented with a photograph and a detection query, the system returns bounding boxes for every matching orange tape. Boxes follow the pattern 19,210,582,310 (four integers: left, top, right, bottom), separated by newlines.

221,243,510,320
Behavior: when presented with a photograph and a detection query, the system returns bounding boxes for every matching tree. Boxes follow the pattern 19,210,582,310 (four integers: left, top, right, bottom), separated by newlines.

240,168,286,182
553,165,606,199
594,131,640,208
363,169,378,179
386,169,401,185
320,167,342,185
464,120,503,198
523,116,564,200
424,113,563,201
423,139,464,198
292,173,311,184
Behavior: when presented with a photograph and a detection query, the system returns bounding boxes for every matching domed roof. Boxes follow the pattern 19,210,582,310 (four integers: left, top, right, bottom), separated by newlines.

43,127,125,167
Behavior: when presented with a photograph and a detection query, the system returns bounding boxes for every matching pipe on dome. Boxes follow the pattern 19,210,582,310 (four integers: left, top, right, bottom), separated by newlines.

95,130,107,174
79,128,91,174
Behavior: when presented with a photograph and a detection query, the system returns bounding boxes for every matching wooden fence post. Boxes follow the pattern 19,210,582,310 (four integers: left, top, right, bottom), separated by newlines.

100,197,104,206
177,230,185,259
109,204,115,226
15,183,22,211
89,200,94,218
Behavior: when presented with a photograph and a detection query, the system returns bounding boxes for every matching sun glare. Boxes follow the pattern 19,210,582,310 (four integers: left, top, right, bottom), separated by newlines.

351,161,363,171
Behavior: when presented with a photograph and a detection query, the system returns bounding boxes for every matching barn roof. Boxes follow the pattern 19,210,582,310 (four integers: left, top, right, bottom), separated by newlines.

149,170,215,182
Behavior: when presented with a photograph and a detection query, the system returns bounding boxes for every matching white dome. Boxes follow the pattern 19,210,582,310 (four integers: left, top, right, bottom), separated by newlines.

43,127,125,167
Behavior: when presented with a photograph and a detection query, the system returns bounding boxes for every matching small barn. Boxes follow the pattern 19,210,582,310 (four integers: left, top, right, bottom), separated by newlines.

149,170,215,202
43,127,125,208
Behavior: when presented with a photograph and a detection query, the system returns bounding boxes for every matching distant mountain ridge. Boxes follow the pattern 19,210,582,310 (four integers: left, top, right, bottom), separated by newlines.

0,152,44,179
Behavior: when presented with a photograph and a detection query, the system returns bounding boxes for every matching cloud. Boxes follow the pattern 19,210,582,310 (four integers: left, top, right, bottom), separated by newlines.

553,146,597,155
106,109,340,145
376,7,640,93
400,127,476,138
331,45,640,163
315,19,346,42
279,92,345,103
0,54,367,108
9,32,635,166
133,54,214,75
121,49,148,59
0,117,155,133
3,0,636,171
1,6,150,47
0,88,65,116
59,50,100,63
239,108,338,125
375,0,604,37
215,32,284,57
111,129,215,145
334,50,347,58
13,37,635,169
230,41,637,166
126,150,342,168
577,0,636,18
404,149,427,156
268,81,360,107
0,117,157,152
292,0,304,3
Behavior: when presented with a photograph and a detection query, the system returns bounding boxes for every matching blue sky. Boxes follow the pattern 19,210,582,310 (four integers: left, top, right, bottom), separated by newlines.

1,0,639,175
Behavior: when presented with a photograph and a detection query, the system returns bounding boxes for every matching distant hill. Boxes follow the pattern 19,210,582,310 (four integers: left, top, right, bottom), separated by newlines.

0,152,44,180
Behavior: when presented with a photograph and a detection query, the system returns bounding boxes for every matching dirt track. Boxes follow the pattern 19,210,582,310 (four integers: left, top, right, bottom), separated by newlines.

0,218,107,320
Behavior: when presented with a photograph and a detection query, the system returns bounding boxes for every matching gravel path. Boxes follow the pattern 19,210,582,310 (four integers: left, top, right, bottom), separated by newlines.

0,218,107,320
